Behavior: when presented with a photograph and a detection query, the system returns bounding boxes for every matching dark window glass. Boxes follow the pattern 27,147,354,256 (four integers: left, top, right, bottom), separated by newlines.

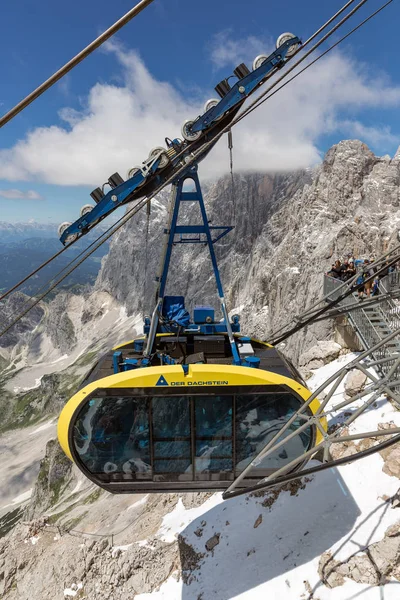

236,393,312,475
196,458,233,472
196,439,233,457
152,396,190,438
195,396,233,474
195,396,233,437
154,441,191,458
152,397,192,474
72,396,151,479
154,459,192,474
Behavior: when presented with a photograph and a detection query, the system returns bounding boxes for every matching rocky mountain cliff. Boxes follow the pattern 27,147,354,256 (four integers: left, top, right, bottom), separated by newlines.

2,139,400,415
95,139,400,362
1,139,400,599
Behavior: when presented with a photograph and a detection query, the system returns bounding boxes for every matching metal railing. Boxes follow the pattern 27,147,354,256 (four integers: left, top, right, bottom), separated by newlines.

380,271,400,331
323,274,400,390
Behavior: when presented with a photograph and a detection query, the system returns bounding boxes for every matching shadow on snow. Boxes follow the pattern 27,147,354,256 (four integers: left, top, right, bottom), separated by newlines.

179,466,360,600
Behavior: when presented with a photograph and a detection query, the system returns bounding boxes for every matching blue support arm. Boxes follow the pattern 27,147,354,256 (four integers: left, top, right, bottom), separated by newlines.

191,36,301,134
59,158,162,245
58,33,301,245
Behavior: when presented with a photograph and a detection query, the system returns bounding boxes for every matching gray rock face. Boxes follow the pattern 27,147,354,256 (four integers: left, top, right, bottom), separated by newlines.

95,140,400,362
319,518,400,588
44,293,77,354
344,369,367,398
0,292,44,349
299,341,342,369
25,439,73,520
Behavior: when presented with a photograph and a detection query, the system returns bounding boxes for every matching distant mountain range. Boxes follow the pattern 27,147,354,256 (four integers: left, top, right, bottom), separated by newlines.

0,221,110,297
0,220,110,242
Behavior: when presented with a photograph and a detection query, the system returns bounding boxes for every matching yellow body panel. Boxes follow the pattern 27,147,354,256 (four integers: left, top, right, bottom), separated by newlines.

58,363,326,461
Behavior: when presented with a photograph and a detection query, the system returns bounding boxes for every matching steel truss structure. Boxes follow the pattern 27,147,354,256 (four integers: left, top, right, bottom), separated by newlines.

224,254,400,499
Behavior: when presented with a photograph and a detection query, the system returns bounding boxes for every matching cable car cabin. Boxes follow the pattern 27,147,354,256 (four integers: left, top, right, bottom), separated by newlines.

58,329,325,495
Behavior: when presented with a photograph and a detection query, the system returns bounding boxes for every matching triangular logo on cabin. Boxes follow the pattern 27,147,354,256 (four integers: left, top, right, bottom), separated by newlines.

155,375,169,386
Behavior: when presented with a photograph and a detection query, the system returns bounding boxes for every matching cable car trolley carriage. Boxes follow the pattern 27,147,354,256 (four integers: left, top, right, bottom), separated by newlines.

52,16,400,501
58,159,327,499
58,334,327,496
0,6,398,501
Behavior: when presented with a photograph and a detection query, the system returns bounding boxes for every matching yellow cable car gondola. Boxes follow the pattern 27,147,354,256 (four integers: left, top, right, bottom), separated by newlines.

58,138,326,497
58,333,325,494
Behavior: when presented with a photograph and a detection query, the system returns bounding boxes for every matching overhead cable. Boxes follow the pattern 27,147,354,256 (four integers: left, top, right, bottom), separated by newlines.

0,244,70,302
1,0,394,335
0,0,155,128
235,0,395,126
0,0,370,302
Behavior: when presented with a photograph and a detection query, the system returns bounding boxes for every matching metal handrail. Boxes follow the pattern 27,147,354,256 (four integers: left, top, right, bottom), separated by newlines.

323,274,400,390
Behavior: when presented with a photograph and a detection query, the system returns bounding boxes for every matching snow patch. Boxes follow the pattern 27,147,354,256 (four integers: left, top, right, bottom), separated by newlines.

112,544,133,558
1,488,32,510
158,495,223,543
50,353,69,365
13,376,42,393
28,419,55,436
69,480,83,496
64,582,83,597
28,536,39,545
127,495,149,510
12,489,32,504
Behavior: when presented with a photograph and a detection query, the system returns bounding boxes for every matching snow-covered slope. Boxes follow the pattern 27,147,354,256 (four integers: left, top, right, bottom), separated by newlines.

132,356,400,600
1,355,400,599
1,139,400,598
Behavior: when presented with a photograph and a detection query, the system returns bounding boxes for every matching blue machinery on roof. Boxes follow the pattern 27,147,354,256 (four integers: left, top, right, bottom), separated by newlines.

143,165,242,367
58,33,302,371
111,163,242,373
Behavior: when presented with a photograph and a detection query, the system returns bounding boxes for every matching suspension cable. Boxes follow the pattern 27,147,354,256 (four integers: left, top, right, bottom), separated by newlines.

0,194,145,306
205,0,370,147
235,0,395,126
296,0,359,50
0,244,71,302
0,200,146,330
0,0,155,128
0,0,370,304
0,197,151,338
1,0,393,336
142,200,151,318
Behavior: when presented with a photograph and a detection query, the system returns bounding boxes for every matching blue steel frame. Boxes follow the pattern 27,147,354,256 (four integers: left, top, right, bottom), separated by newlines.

190,36,301,134
59,158,161,245
144,165,241,365
59,35,301,246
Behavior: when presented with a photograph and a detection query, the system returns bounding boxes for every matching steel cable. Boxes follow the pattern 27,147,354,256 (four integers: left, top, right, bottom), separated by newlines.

0,0,368,304
0,0,156,128
234,0,395,127
1,0,394,336
0,197,146,331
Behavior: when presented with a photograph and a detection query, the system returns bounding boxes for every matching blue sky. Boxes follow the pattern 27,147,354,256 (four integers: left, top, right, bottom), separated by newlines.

0,0,400,224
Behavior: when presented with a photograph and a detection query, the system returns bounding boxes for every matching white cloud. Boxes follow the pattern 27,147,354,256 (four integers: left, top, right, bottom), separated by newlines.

0,189,43,200
0,38,400,187
209,30,273,70
336,119,397,146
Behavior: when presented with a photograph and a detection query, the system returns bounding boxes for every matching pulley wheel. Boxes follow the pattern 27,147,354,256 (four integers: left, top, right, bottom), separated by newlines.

252,54,268,71
276,32,298,57
148,147,170,169
80,204,94,218
181,120,202,142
